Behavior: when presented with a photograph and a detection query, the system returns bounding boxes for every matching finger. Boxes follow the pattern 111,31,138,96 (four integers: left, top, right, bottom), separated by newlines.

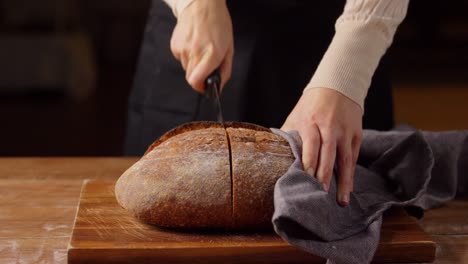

181,52,189,71
219,45,234,91
185,54,196,83
185,50,204,93
170,34,188,71
348,131,363,199
170,32,182,62
187,41,204,74
316,132,337,193
185,41,206,90
336,137,354,206
352,131,362,164
188,47,222,93
302,124,320,179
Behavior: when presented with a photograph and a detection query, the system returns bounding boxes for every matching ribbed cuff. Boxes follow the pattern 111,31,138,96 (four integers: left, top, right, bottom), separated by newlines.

305,21,388,109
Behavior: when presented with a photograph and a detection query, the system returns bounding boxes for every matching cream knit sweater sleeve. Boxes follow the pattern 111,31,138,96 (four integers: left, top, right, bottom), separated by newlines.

306,0,409,109
163,0,410,109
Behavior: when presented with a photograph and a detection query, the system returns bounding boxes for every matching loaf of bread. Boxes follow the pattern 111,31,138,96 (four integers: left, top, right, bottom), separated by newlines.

115,121,294,230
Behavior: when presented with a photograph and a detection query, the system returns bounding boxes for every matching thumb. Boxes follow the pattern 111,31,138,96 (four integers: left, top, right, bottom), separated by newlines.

188,48,222,93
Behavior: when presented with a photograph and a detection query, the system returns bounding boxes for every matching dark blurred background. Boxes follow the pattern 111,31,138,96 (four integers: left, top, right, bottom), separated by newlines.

0,0,467,156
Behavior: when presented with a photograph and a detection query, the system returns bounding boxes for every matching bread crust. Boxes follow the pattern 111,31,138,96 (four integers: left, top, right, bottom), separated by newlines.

227,127,294,229
115,121,294,230
116,125,232,229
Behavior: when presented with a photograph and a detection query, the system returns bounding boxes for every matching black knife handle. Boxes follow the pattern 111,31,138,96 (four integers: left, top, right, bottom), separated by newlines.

205,68,221,98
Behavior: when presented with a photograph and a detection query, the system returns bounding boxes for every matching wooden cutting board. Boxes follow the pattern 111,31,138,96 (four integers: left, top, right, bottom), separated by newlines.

68,180,436,264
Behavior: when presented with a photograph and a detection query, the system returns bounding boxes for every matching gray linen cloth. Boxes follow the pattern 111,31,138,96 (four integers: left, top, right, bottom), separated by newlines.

271,128,468,264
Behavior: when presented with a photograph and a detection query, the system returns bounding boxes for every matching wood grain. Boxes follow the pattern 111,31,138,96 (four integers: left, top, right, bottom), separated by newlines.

0,179,83,264
0,158,466,264
430,235,468,264
420,197,468,235
0,157,137,179
68,180,436,264
0,238,70,264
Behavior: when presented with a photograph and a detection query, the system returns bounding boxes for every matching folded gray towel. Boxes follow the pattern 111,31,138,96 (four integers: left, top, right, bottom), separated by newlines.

271,128,468,264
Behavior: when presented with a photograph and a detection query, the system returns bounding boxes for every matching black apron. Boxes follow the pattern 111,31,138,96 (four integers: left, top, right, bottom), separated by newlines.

125,0,394,155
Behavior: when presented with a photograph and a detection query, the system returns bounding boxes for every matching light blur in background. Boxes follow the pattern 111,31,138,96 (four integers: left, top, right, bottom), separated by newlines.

0,0,467,156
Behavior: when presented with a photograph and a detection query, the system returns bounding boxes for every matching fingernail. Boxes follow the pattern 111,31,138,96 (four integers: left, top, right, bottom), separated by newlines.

322,182,329,192
339,193,349,207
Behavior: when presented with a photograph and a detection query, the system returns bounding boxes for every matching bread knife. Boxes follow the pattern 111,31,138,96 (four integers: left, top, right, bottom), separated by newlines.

205,69,225,127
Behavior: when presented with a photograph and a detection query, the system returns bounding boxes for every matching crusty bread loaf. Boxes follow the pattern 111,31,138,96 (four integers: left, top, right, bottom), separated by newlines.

115,121,294,230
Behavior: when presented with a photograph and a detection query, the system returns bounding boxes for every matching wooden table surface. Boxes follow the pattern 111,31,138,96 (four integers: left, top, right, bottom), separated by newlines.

1,157,467,264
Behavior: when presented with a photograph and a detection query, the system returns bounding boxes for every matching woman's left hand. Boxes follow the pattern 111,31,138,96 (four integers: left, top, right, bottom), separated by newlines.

281,87,363,206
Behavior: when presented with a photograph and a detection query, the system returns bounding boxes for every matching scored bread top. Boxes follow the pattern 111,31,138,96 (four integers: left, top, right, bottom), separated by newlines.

144,121,270,156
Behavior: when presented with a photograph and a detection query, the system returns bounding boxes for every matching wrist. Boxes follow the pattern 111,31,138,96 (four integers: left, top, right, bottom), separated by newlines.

176,0,227,18
303,87,363,115
172,0,196,17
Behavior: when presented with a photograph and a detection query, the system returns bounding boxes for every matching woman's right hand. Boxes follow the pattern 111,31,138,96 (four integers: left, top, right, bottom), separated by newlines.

170,0,234,93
